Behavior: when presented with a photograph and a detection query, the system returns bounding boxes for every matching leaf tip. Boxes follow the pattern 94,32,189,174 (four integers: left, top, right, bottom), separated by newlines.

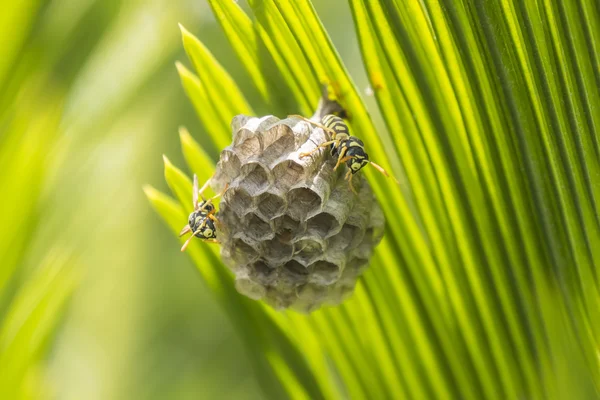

143,184,157,199
179,126,192,142
178,22,189,36
174,61,185,73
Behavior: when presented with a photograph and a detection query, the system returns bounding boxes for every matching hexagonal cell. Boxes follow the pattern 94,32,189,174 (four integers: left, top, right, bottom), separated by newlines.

230,115,252,133
227,238,259,266
272,215,302,243
308,261,340,285
242,213,273,241
235,135,262,160
294,128,330,171
345,205,369,231
296,283,329,303
249,260,278,286
306,212,340,238
328,223,360,252
279,260,309,286
256,192,286,220
265,286,296,310
273,160,306,190
261,129,295,164
214,149,241,184
247,115,281,138
223,187,253,217
321,179,354,220
287,187,322,221
232,116,276,146
280,117,312,144
262,237,294,266
240,162,270,195
293,239,323,266
235,276,266,300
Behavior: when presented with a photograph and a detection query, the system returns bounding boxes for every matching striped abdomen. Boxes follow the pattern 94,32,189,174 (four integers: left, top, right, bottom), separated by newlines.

322,114,349,138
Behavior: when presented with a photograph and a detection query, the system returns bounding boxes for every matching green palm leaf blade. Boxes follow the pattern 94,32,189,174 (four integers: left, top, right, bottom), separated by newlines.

180,24,254,121
0,251,78,400
0,0,41,90
350,1,529,398
0,93,63,298
205,0,271,104
146,0,600,399
179,127,218,198
351,0,600,398
0,6,82,396
176,62,231,152
178,24,254,152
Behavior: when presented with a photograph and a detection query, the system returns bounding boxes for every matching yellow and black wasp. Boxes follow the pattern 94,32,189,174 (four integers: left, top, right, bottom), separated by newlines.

179,174,226,251
292,114,395,193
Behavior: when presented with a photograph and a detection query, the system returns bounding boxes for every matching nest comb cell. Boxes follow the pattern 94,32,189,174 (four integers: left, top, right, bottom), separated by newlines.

209,97,385,313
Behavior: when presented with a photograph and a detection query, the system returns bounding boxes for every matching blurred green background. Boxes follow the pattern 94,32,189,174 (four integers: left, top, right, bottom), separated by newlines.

5,0,600,399
1,0,368,399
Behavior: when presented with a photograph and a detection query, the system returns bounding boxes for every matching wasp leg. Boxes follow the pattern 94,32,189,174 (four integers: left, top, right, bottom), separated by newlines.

198,183,229,213
181,229,201,252
288,114,337,138
334,154,352,171
345,170,358,195
204,239,220,244
179,224,192,237
299,139,339,158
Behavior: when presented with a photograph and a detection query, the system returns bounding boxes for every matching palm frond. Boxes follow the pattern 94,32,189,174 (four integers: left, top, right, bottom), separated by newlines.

148,0,600,398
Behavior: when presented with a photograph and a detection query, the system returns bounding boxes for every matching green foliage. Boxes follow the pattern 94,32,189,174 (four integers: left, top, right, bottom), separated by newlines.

0,4,79,398
0,76,76,400
148,0,600,399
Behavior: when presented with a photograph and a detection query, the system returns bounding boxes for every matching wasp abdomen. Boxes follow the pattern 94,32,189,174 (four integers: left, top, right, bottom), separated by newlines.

322,114,349,136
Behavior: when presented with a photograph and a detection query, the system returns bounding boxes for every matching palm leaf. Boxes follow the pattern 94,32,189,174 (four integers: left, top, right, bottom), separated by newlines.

148,0,600,398
0,4,80,397
0,76,77,400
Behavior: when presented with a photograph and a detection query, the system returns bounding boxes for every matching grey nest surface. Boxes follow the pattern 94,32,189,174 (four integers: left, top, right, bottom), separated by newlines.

210,112,384,313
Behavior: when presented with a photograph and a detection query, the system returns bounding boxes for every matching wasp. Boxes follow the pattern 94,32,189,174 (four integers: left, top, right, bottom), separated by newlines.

179,174,227,251
291,114,394,194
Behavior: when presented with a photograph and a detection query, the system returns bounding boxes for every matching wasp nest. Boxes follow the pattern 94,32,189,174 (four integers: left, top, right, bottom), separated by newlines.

210,102,384,313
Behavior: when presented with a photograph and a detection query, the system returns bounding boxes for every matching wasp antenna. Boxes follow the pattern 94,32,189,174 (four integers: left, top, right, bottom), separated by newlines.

181,230,200,252
369,161,390,177
209,183,229,202
370,162,400,184
197,174,214,200
193,174,199,208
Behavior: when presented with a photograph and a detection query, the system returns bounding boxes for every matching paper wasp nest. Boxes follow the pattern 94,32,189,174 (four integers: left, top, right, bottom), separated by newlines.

211,107,384,313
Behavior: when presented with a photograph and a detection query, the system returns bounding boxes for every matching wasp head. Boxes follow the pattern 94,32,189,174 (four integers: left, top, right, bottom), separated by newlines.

346,138,369,174
194,218,217,239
